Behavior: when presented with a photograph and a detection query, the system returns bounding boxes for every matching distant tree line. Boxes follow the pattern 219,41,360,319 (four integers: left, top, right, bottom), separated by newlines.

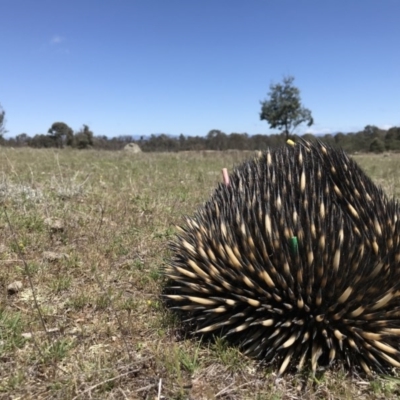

1,76,399,153
1,122,400,153
0,121,95,149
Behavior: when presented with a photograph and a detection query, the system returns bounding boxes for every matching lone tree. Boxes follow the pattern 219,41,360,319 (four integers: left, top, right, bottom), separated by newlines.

48,122,74,147
0,103,7,139
260,76,313,139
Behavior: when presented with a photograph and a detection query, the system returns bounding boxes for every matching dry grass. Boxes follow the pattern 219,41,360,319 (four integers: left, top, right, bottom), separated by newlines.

1,147,400,399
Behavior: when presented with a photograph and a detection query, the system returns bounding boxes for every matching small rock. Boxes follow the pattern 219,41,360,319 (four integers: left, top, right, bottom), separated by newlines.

7,280,23,295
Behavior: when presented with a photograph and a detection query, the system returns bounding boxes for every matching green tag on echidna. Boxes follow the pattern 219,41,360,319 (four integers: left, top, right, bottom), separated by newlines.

289,236,298,257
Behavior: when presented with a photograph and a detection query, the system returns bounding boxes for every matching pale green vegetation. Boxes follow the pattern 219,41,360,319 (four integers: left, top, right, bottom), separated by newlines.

1,147,400,399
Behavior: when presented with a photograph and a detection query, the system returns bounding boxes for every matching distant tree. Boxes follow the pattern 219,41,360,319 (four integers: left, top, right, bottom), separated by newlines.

364,125,380,138
30,134,57,148
206,129,228,150
369,138,385,153
336,132,363,153
249,134,270,150
185,135,206,151
384,126,400,151
334,132,346,144
15,133,30,146
156,134,179,152
0,103,7,140
74,124,94,149
48,122,74,147
385,126,400,141
267,133,288,147
178,134,187,150
260,76,313,140
321,134,336,147
228,132,249,150
92,135,111,150
117,135,135,144
140,133,177,152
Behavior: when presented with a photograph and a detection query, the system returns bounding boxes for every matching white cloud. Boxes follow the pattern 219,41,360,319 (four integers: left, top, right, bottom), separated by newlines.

50,35,64,44
378,124,394,130
305,127,333,135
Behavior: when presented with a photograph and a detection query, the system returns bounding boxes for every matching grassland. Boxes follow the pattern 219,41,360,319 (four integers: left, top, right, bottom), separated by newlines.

1,147,400,400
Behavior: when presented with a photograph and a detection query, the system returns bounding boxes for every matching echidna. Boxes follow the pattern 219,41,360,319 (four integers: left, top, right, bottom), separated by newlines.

163,139,400,376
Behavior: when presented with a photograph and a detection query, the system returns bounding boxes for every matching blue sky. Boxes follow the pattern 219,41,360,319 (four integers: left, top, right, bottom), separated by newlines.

1,0,399,138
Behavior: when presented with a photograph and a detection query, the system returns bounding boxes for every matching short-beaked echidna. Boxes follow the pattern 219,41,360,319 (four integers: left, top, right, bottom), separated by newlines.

163,139,400,375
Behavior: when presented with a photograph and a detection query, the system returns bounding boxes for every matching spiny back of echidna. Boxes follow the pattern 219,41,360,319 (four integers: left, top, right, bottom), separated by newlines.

163,139,400,376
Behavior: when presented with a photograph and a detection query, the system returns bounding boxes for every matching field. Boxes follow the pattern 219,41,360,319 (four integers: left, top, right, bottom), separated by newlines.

1,147,400,400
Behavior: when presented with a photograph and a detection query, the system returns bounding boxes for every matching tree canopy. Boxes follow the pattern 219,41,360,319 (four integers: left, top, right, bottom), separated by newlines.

260,76,313,139
48,122,74,147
